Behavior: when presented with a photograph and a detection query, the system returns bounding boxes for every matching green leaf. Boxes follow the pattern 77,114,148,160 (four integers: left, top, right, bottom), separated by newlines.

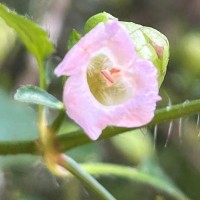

14,85,64,110
82,163,190,200
0,4,54,65
67,29,81,50
0,18,16,65
0,89,38,141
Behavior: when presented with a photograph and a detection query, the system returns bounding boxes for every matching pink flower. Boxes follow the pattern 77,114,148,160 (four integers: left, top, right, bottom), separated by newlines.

55,20,161,140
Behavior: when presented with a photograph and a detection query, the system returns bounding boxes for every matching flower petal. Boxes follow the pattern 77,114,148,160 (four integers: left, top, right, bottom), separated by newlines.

56,19,161,140
63,74,110,140
110,59,161,127
54,20,136,77
64,58,160,140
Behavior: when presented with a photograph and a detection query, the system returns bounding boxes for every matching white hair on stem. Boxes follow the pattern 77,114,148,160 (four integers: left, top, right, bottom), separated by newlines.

153,125,158,151
178,118,183,144
164,121,173,148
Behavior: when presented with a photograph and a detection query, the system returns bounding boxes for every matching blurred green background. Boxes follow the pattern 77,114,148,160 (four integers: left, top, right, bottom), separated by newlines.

0,0,200,199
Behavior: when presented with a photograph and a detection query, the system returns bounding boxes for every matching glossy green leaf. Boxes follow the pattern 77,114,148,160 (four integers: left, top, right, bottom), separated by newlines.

82,163,190,200
14,85,64,110
67,29,81,50
0,4,54,65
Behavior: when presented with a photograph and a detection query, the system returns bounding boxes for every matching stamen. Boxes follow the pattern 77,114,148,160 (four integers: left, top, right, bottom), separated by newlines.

101,69,114,85
87,54,131,106
110,68,120,74
101,68,121,87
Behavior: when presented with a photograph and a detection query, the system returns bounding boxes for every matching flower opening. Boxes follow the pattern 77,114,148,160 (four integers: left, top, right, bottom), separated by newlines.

55,20,161,140
87,54,133,106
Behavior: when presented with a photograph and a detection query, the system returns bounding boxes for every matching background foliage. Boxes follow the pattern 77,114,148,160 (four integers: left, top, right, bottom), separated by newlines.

0,0,200,200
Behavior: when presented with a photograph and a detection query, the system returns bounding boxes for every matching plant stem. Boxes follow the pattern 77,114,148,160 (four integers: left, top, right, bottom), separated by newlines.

81,163,189,200
57,155,116,200
38,59,46,90
1,99,200,155
50,110,66,133
0,139,38,155
57,99,200,151
38,59,47,138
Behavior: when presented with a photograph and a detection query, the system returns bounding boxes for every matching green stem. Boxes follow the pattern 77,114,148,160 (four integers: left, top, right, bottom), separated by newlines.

38,59,46,130
58,155,116,200
57,99,200,152
38,59,46,90
81,163,189,200
0,99,200,155
0,139,38,155
50,110,66,133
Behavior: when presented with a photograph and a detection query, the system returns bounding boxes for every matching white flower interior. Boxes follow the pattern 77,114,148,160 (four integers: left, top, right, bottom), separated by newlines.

87,54,133,106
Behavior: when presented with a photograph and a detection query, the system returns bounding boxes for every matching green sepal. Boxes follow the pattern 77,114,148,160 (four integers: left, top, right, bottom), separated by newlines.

84,12,115,34
141,26,169,85
14,85,64,110
67,29,81,50
121,22,169,86
83,12,169,86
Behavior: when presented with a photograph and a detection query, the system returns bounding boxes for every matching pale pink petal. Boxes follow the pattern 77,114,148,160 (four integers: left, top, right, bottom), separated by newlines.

63,57,160,140
63,74,110,140
54,20,136,77
55,20,161,140
110,59,161,127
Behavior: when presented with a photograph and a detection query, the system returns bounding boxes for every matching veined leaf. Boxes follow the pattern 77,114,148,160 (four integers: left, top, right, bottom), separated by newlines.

14,85,64,110
0,4,54,64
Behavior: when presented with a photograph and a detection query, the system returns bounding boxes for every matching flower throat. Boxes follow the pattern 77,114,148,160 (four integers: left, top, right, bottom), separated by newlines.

87,54,132,106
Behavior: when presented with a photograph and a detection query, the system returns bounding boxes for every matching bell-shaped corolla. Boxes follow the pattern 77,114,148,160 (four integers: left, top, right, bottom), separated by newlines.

55,20,161,140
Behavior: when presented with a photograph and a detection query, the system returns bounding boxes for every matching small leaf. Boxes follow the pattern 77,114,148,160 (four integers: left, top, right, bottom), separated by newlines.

14,85,64,110
0,4,54,64
67,29,81,50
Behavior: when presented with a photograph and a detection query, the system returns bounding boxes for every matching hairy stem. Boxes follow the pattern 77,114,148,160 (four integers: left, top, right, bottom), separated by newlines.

57,99,200,151
0,99,200,155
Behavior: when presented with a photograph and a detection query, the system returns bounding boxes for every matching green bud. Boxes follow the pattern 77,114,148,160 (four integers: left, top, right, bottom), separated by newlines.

122,22,169,86
68,12,114,49
84,12,115,34
83,12,169,86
